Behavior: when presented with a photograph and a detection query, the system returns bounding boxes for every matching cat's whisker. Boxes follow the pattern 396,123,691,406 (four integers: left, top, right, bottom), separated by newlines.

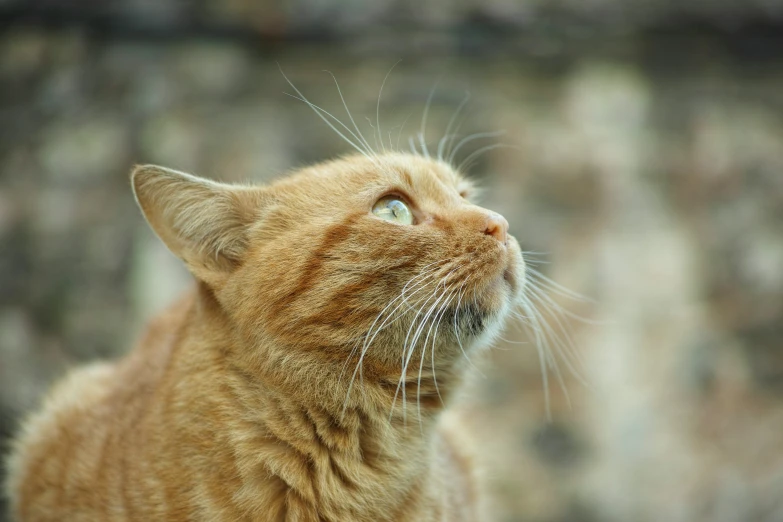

364,117,380,153
417,283,457,421
528,301,574,412
278,66,374,159
376,60,401,155
513,302,554,420
443,113,470,164
283,92,372,159
411,281,454,429
343,262,443,387
427,282,466,409
418,132,429,158
522,279,585,361
496,336,529,345
404,268,457,371
437,90,471,161
408,136,419,156
373,264,445,334
393,268,455,424
380,267,448,422
393,290,435,424
525,266,595,304
398,280,446,425
407,268,462,420
418,80,440,159
521,271,595,365
520,283,589,386
520,250,551,261
342,264,445,418
447,130,505,165
514,281,586,419
322,69,376,156
395,113,412,152
435,134,461,162
457,143,513,173
524,275,604,333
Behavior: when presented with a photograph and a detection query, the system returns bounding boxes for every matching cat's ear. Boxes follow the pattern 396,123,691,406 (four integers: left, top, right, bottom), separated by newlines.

131,165,267,285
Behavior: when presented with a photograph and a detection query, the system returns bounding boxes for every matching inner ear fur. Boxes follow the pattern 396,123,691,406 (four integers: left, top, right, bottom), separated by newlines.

131,165,267,283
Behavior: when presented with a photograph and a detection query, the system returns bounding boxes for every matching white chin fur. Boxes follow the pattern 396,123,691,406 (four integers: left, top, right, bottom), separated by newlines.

471,295,512,351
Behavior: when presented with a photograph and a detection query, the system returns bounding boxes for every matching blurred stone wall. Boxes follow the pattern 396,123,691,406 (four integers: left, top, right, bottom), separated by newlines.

2,3,783,521
4,0,783,34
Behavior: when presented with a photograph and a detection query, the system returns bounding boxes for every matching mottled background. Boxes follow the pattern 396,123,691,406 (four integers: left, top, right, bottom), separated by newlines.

2,1,783,521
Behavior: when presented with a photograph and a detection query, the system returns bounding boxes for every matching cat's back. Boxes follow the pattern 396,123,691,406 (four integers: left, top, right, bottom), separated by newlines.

6,295,192,521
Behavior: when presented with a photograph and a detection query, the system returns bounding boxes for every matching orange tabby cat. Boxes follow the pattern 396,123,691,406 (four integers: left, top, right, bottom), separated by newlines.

6,151,523,521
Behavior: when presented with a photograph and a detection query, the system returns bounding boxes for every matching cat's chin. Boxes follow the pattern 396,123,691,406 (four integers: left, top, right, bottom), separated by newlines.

448,276,513,342
452,298,511,352
455,250,524,347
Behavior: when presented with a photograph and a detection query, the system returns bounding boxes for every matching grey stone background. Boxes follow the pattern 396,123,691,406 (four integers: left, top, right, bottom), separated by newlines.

1,1,783,521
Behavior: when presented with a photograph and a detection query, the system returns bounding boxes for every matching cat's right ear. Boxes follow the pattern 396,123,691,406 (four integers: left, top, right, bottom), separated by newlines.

131,165,268,286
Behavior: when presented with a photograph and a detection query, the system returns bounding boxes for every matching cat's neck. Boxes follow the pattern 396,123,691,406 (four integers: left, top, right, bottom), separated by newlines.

177,285,459,520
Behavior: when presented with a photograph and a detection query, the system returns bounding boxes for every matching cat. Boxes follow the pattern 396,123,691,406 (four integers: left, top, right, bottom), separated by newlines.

6,150,525,521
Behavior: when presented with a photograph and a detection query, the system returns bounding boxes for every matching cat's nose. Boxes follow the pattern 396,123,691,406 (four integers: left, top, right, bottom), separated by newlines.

483,212,508,244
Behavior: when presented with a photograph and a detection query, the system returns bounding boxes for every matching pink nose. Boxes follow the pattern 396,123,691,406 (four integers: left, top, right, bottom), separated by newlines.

484,212,508,244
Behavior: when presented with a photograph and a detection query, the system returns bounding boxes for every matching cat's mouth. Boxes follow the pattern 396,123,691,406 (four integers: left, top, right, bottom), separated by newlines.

445,272,517,338
449,302,492,337
452,248,522,337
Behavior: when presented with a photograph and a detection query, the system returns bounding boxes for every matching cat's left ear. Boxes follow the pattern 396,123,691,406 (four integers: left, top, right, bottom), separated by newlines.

131,165,269,286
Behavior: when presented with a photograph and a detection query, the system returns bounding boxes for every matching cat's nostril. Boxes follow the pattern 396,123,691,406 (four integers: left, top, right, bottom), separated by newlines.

484,213,508,244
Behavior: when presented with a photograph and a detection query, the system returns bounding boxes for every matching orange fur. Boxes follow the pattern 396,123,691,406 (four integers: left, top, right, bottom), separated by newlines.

6,153,524,521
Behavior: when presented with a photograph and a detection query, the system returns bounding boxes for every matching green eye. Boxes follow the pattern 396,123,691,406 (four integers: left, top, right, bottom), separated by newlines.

372,196,413,225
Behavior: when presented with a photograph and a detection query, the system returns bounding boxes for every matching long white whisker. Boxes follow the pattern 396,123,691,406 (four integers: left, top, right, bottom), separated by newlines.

428,283,465,406
393,268,456,424
342,264,445,417
348,263,444,378
408,135,418,155
376,60,401,154
418,80,440,159
391,270,449,423
278,66,372,158
521,284,589,385
516,294,575,412
525,266,596,305
364,117,380,152
396,113,412,151
457,143,510,173
438,91,471,161
497,336,530,345
282,92,371,158
322,70,375,155
412,282,453,428
444,114,470,163
341,266,436,384
447,130,505,164
515,300,553,420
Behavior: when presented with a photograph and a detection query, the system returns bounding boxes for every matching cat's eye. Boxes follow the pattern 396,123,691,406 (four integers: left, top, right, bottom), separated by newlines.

372,196,414,225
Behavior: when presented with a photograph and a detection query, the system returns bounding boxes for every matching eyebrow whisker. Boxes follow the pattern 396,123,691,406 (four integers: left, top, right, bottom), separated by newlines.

417,79,440,159
322,69,376,156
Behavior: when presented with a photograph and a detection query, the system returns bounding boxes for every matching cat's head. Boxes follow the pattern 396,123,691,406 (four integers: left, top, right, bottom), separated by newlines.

132,153,524,395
